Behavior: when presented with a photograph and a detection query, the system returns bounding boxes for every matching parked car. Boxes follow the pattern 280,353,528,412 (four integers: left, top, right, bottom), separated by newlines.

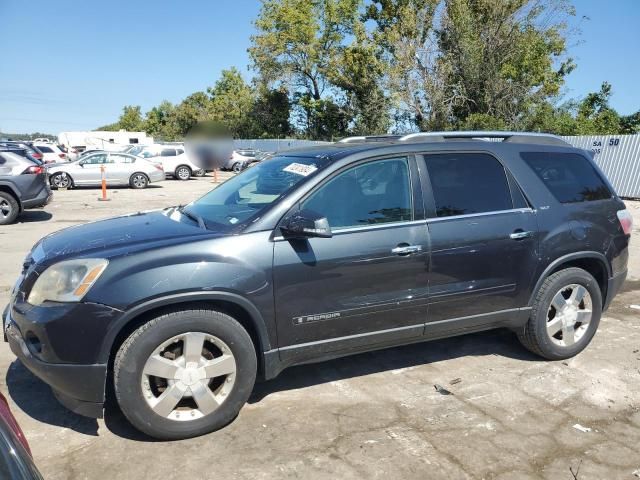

47,152,164,189
1,142,44,163
224,149,259,172
3,131,631,440
32,143,67,164
131,145,204,180
0,145,43,166
0,392,43,479
0,151,51,225
57,144,79,161
240,151,274,171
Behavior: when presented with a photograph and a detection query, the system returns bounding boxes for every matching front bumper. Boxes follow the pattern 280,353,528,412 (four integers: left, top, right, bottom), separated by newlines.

3,306,108,418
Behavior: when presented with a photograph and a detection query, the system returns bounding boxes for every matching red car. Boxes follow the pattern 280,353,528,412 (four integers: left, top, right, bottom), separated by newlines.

0,392,42,479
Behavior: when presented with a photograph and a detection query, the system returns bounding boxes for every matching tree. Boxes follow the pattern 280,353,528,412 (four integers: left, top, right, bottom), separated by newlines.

144,100,178,140
173,92,211,136
250,0,360,137
249,85,293,137
117,105,145,131
370,0,576,131
207,68,255,137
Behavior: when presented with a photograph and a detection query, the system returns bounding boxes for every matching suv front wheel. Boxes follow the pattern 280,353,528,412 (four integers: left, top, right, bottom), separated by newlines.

114,308,257,440
518,267,602,360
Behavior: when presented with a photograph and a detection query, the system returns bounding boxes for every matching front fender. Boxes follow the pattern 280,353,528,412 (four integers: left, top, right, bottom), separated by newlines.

97,290,273,363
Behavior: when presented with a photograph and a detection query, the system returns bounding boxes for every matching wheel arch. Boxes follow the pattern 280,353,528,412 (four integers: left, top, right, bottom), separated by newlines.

0,183,21,208
529,252,610,307
102,292,273,378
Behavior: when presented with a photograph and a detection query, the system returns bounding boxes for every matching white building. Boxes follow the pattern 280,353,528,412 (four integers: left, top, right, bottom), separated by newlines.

58,130,154,151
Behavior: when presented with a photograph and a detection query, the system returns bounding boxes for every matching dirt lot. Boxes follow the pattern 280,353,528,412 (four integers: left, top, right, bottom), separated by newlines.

1,176,639,480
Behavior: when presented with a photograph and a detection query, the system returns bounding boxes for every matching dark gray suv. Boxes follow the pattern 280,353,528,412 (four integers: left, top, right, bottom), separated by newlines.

4,132,631,439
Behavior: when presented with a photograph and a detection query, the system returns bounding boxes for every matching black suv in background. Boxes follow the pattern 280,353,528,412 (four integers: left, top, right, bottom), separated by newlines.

4,132,631,439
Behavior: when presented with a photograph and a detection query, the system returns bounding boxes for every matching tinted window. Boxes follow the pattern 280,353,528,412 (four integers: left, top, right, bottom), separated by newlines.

521,152,611,203
303,157,412,229
161,149,176,157
37,146,53,153
425,153,513,217
177,149,184,155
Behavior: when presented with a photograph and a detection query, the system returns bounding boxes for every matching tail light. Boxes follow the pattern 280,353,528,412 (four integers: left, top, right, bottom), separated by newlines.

22,166,44,175
59,153,66,159
31,152,43,160
0,393,31,456
155,164,164,171
617,209,633,235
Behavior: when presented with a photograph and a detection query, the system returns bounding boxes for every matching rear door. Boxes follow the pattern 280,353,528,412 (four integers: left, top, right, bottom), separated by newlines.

107,154,136,184
420,152,539,326
272,155,430,361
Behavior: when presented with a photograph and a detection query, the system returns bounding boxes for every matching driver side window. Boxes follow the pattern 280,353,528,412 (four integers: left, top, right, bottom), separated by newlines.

302,157,412,229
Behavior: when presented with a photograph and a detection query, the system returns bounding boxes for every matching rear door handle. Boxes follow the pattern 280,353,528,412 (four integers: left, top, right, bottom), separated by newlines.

509,230,533,240
391,245,422,255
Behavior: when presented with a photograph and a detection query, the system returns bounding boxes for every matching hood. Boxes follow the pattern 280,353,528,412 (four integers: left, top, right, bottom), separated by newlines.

34,210,221,264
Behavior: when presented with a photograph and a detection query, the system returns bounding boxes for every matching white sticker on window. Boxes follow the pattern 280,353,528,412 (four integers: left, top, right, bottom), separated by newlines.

283,163,317,177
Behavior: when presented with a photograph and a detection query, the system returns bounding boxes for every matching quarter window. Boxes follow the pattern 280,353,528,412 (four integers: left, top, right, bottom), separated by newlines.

302,157,412,229
425,153,513,217
161,149,176,157
521,152,611,203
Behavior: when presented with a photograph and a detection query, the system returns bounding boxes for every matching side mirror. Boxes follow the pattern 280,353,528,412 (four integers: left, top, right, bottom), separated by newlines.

78,161,85,167
281,209,332,239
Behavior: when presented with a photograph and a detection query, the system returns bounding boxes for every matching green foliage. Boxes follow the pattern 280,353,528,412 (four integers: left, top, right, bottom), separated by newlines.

94,0,638,140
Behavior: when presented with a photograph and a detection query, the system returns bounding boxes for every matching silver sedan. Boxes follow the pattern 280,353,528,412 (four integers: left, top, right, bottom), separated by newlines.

48,152,165,189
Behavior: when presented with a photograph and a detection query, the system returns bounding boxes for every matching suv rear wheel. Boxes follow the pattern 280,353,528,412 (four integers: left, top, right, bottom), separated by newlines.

0,191,19,225
114,308,257,440
175,165,191,181
518,267,602,360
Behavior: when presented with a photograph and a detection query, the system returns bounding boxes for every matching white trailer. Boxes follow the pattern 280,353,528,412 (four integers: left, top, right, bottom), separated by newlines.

58,130,154,152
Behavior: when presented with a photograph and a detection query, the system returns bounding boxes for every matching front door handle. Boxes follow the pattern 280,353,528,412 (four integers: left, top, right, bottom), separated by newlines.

391,245,422,255
509,230,533,240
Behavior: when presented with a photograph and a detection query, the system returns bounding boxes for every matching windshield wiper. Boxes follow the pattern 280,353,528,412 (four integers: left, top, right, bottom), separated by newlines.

177,205,206,229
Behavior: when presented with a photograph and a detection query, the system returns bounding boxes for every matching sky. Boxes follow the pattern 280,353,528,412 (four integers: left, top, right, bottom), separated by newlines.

0,0,638,134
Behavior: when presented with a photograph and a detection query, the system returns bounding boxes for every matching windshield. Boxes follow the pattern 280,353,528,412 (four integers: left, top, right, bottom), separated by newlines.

185,155,328,231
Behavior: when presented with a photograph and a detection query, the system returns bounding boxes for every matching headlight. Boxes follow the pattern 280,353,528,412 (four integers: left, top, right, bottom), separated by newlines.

28,259,108,305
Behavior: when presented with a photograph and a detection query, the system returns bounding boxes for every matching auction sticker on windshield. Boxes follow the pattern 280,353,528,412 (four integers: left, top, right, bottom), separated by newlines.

283,163,318,177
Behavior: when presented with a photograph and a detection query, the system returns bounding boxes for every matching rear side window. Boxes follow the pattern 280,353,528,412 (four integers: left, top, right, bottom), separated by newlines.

424,153,513,217
161,149,176,157
37,146,53,153
521,152,611,203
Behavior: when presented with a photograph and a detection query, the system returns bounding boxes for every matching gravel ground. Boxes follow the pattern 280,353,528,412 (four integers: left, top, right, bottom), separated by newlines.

0,176,639,480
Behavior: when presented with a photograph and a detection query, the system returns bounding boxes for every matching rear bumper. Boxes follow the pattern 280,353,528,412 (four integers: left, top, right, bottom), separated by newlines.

3,310,105,418
21,190,52,210
604,269,627,310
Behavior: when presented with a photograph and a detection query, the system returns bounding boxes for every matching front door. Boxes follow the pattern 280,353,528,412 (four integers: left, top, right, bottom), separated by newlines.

272,156,430,362
75,153,107,185
420,152,539,325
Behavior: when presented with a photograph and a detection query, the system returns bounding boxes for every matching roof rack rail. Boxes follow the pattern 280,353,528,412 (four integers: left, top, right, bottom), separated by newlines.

337,135,402,143
398,131,570,146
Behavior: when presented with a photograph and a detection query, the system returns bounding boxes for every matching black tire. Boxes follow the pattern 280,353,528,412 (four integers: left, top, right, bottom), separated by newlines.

232,162,242,173
517,267,602,360
50,172,72,190
175,165,191,181
114,308,257,440
193,169,205,177
129,172,149,189
0,191,19,225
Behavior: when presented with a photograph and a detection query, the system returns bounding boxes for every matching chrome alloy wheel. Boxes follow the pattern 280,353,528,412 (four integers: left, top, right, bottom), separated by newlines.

176,167,190,180
0,198,12,219
131,174,147,188
52,172,71,188
141,332,237,421
546,284,592,347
